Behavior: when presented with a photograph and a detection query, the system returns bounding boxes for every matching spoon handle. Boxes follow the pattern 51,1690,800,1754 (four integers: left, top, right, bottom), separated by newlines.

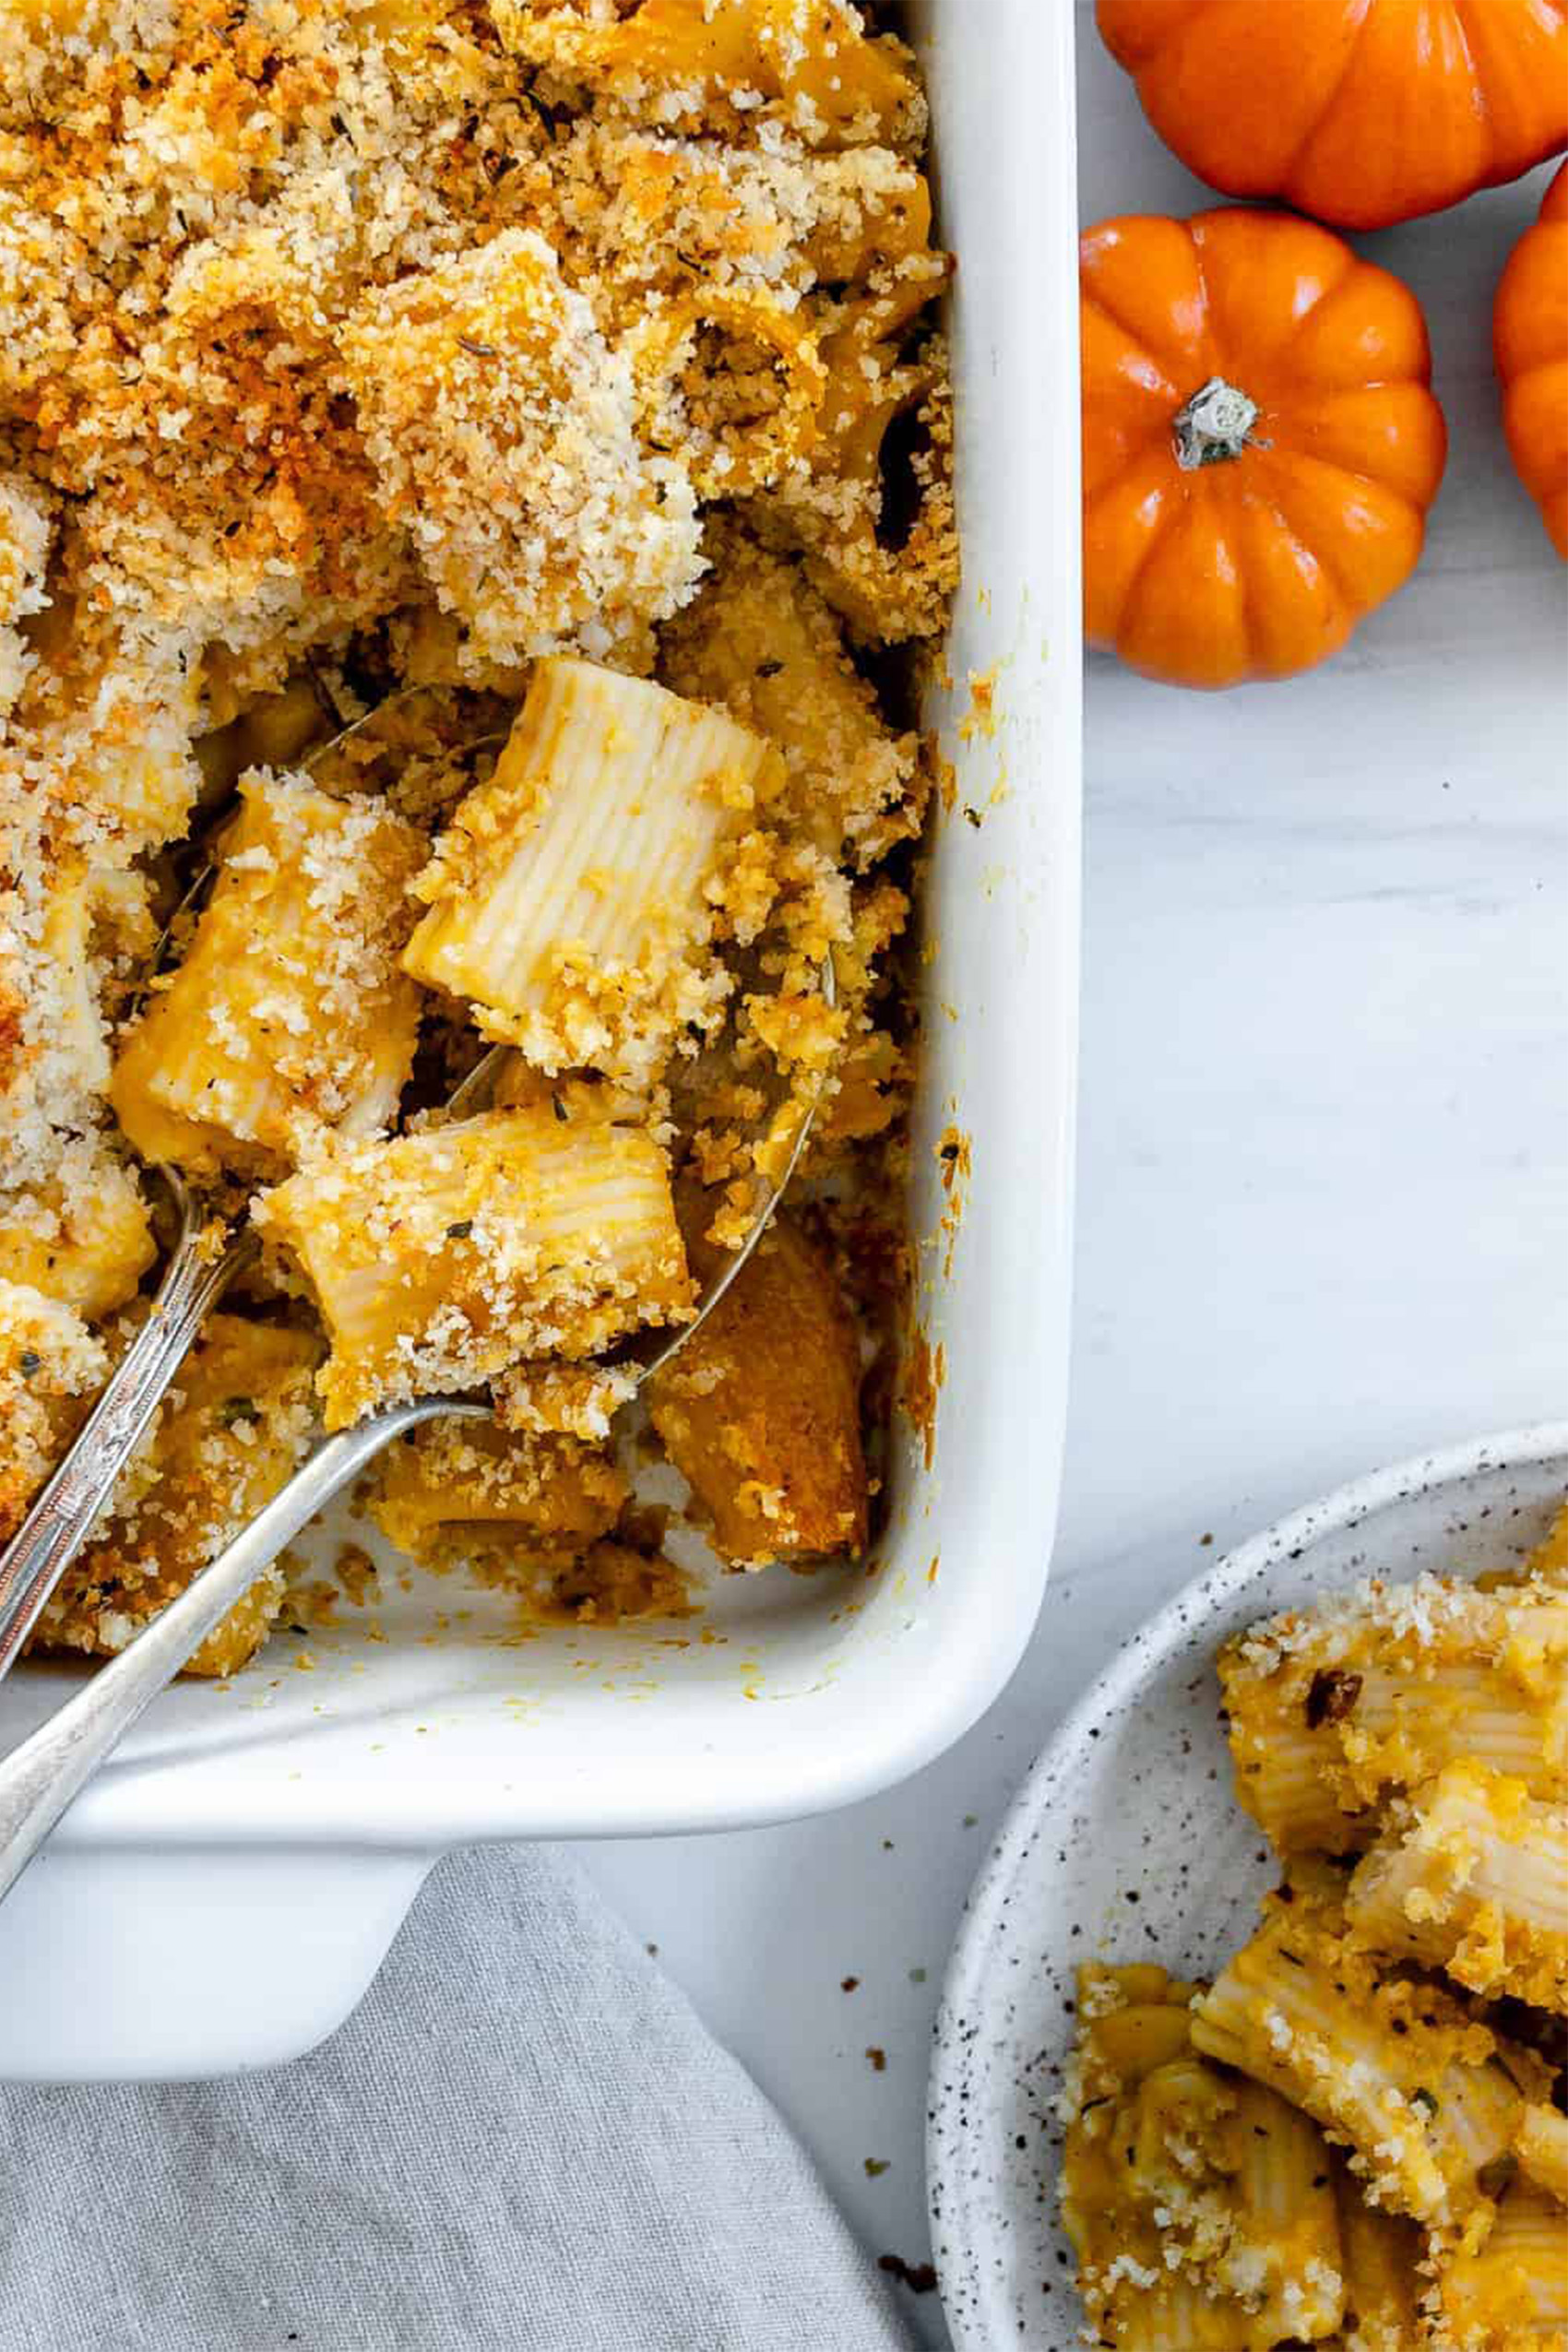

0,1398,477,1906
0,1199,255,1684
0,949,839,1885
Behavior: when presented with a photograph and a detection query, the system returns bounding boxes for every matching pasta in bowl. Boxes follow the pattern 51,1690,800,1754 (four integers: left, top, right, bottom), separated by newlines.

1060,1508,1568,2346
0,0,961,1672
930,1431,1568,2352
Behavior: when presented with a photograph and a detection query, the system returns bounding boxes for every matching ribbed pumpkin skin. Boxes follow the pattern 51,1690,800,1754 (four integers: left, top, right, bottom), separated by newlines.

1494,161,1568,557
1081,208,1448,690
1098,0,1568,232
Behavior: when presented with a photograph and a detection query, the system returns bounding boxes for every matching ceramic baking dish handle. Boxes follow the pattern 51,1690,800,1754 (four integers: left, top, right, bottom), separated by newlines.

0,1840,436,2081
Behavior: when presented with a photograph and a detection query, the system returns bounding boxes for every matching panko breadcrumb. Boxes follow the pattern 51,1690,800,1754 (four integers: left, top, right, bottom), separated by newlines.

0,474,50,716
33,1313,320,1677
0,1276,108,1545
339,228,704,671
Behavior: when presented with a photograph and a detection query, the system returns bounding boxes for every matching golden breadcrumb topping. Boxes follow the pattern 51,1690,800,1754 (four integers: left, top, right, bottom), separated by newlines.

0,472,51,716
0,1135,155,1320
338,227,703,671
493,1357,638,1440
1346,1758,1568,2013
32,1313,319,1674
5,0,951,1662
368,1413,626,1566
661,515,923,864
0,1275,107,1544
495,0,928,153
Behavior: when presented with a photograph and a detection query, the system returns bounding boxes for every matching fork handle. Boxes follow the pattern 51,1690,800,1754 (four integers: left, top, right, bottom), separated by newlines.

0,1208,256,1684
0,1399,475,1907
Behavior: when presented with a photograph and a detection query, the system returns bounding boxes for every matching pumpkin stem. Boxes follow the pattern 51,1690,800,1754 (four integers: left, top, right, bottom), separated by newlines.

1172,375,1261,469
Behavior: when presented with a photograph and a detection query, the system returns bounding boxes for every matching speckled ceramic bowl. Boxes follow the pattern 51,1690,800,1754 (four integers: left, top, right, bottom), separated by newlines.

927,1420,1568,2351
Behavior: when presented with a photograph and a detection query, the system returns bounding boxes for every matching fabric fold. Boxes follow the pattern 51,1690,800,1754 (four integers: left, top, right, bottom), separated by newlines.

0,1844,916,2352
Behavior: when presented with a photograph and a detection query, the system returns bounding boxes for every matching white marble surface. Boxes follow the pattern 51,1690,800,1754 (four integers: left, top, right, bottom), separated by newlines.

576,18,1568,2345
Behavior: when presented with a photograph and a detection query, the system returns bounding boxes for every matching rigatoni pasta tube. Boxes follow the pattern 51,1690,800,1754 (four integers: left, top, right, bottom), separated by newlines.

0,1147,154,1317
1332,2170,1424,2352
1346,1760,1568,2012
1218,1569,1568,1856
368,1420,625,1570
1435,2189,1568,2346
112,770,424,1178
1059,1963,1346,2347
30,1316,319,1678
1515,2105,1568,2206
1189,1888,1545,2229
255,1098,693,1427
403,656,784,1086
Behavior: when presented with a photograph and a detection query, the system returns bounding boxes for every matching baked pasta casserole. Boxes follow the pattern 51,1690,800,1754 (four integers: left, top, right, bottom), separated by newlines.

1061,1504,1568,2352
0,0,956,1674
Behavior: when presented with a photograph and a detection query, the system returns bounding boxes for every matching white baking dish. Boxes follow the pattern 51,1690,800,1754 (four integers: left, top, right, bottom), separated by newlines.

0,0,1081,2082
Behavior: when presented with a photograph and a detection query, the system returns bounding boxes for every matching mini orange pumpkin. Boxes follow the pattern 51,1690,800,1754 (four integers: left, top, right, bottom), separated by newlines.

1081,208,1448,690
1494,161,1568,558
1098,0,1568,232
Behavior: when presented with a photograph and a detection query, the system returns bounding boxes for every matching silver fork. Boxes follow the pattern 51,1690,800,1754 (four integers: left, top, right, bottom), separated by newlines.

0,1019,830,1907
0,694,504,1681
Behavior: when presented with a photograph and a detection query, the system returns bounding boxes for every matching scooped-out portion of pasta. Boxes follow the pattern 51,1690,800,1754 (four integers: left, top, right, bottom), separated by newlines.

0,1,958,1672
1061,1504,1568,2352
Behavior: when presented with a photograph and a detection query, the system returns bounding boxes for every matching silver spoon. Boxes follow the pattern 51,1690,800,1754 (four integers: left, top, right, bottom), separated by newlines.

0,1010,831,1907
0,696,506,1681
